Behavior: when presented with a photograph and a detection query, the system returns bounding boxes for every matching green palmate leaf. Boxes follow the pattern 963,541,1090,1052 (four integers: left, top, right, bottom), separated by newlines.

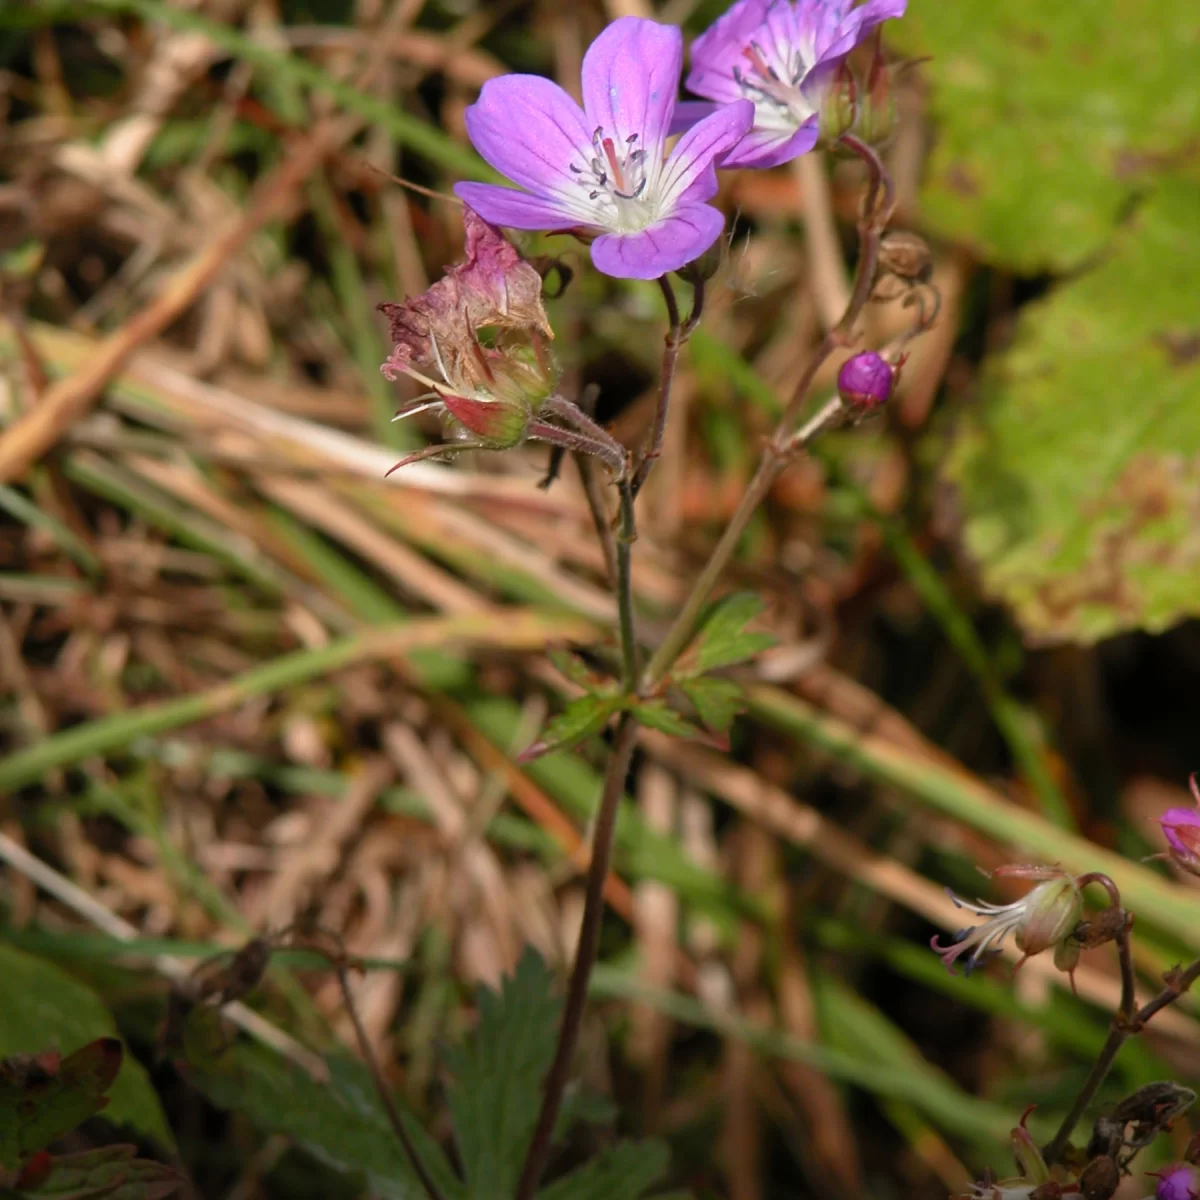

944,172,1200,642
444,949,561,1200
520,693,622,761
185,1043,460,1200
889,0,1200,271
15,1145,184,1199
679,677,746,736
535,1139,672,1200
676,594,775,678
0,1040,121,1168
629,701,704,740
0,945,172,1154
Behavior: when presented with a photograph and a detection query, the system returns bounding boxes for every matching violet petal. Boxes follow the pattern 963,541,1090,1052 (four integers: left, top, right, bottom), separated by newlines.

581,17,683,156
590,204,725,280
720,119,820,169
668,101,723,138
453,182,581,232
660,99,754,206
463,74,592,202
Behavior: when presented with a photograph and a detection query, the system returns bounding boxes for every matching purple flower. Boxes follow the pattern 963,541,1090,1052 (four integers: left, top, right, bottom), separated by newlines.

837,351,893,409
1160,774,1200,877
1154,1163,1200,1200
454,18,753,280
681,0,907,169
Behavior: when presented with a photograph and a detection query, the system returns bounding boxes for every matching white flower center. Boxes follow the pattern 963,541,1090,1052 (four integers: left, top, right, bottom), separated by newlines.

733,39,815,132
570,126,658,233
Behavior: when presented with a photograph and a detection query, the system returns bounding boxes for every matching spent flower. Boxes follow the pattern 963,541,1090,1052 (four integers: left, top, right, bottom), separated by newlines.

680,0,907,169
931,866,1083,978
454,17,752,280
378,207,626,476
1158,774,1200,877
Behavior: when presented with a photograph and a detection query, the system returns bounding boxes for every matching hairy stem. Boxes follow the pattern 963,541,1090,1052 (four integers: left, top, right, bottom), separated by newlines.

329,957,446,1200
515,714,640,1200
641,395,845,689
640,135,894,689
1044,943,1200,1165
630,275,705,499
616,479,639,689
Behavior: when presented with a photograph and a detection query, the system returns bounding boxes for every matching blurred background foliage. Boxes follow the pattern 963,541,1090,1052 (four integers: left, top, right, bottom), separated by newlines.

0,0,1198,1196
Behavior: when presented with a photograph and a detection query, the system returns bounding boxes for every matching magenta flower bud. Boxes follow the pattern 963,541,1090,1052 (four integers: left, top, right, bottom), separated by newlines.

1161,774,1200,877
837,352,894,410
1153,1163,1200,1200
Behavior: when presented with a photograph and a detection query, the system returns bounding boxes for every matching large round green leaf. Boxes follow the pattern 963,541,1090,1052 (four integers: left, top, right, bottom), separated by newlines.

890,0,1200,271
945,173,1200,642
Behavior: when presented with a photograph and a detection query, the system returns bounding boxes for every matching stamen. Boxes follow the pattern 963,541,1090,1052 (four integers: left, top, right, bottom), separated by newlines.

600,137,626,193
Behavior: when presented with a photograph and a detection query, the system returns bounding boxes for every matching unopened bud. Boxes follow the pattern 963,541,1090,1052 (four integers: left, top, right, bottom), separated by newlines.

879,231,933,283
856,34,896,145
837,352,894,411
1153,1164,1200,1200
1077,1156,1119,1200
676,241,723,286
818,60,857,147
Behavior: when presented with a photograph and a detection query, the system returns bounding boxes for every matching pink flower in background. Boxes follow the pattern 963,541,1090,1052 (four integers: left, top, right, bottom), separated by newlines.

1159,774,1200,877
454,18,752,280
681,0,907,168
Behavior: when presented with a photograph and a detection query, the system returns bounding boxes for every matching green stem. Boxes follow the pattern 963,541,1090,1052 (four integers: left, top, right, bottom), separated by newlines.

616,479,639,690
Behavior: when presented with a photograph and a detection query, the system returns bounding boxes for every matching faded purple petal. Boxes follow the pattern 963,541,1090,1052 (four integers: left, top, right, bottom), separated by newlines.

659,99,754,205
668,100,722,138
581,17,683,155
454,182,581,232
590,204,725,279
1162,806,1200,861
463,74,592,204
720,119,819,169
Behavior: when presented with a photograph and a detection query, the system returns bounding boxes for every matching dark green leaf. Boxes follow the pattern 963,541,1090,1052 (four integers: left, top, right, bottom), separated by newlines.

185,1042,460,1200
0,1040,120,1168
0,944,172,1153
519,694,622,761
444,949,561,1200
629,701,703,740
944,173,1200,642
677,594,774,676
889,0,1200,271
535,1139,671,1200
15,1145,184,1199
679,677,746,736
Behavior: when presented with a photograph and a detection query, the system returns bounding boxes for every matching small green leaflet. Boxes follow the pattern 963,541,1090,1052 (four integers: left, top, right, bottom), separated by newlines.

629,701,703,740
444,949,561,1200
14,1145,185,1199
535,1139,672,1200
679,677,745,737
519,693,622,761
0,1040,121,1169
675,594,775,677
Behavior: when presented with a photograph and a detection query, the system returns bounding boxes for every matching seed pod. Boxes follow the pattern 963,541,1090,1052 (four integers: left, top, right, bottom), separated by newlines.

879,231,933,283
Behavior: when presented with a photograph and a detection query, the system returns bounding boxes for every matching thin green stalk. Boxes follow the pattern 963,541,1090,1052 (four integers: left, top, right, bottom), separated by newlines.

616,479,639,688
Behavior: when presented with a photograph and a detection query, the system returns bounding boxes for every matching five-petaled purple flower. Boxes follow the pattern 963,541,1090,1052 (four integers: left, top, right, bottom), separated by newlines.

454,17,753,280
681,0,907,169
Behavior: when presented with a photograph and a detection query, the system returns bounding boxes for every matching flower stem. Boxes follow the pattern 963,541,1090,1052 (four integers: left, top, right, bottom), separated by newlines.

641,394,845,689
630,275,705,499
640,139,894,690
616,479,639,690
514,713,640,1200
1043,944,1200,1165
